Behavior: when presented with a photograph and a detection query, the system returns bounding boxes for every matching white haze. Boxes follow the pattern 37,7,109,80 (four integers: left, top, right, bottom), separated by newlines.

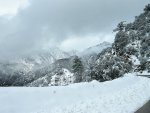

0,0,149,60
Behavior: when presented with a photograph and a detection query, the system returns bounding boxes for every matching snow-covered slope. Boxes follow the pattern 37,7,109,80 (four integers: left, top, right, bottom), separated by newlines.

8,53,55,73
79,41,111,56
0,47,70,74
68,50,78,56
15,47,70,69
78,42,112,77
0,74,150,113
48,47,70,60
28,68,75,87
0,41,112,86
0,47,72,86
50,68,74,86
90,6,150,82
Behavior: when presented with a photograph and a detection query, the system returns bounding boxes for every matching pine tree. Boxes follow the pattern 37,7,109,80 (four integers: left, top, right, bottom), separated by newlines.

113,21,126,32
72,56,84,82
144,4,150,12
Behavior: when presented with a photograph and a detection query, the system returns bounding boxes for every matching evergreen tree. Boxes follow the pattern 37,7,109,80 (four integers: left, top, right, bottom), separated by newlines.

113,21,126,32
144,4,150,12
72,56,84,82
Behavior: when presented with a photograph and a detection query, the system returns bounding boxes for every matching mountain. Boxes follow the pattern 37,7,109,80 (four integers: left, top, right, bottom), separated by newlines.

89,4,150,82
79,41,112,74
9,47,70,72
27,56,76,87
79,41,111,56
0,4,150,86
27,68,74,87
47,47,70,60
68,50,79,56
27,42,112,87
0,47,71,86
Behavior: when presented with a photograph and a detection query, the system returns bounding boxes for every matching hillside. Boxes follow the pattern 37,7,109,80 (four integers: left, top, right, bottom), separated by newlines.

90,4,150,81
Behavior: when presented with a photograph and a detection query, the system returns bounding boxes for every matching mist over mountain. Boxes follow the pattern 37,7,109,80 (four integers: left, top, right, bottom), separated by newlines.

0,4,150,87
1,2,150,113
0,41,110,86
0,0,149,60
78,41,111,56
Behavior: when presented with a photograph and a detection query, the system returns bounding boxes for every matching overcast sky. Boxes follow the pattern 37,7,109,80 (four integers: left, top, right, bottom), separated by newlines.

0,0,149,60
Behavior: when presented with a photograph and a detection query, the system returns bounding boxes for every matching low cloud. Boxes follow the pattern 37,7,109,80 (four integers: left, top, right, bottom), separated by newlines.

0,0,149,60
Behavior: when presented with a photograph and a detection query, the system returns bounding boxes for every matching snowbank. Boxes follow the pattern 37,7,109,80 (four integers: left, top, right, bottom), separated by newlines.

136,70,150,75
0,74,150,113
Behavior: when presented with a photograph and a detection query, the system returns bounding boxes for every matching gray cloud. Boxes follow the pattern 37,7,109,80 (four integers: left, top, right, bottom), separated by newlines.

0,0,149,60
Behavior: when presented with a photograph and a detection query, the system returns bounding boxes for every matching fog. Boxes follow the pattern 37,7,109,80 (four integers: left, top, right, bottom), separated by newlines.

0,0,149,60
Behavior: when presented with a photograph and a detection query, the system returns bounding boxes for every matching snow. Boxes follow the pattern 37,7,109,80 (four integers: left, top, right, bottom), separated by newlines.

50,69,75,86
0,74,150,113
78,41,111,56
131,55,140,65
4,47,70,74
136,70,150,75
28,68,75,87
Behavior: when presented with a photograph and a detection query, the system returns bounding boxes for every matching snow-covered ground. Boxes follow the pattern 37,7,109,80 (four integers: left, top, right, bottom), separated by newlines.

0,74,150,113
136,70,150,76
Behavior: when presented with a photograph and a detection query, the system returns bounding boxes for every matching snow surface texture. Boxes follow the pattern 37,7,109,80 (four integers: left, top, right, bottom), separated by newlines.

0,74,150,113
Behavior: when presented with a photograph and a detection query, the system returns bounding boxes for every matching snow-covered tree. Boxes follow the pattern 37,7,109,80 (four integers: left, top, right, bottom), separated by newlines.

144,4,150,12
72,56,84,82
